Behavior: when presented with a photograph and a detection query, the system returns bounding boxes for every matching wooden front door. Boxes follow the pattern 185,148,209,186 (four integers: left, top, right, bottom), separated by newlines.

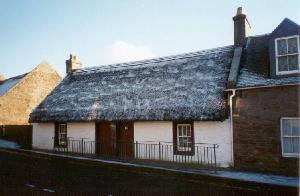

96,122,133,157
117,122,134,157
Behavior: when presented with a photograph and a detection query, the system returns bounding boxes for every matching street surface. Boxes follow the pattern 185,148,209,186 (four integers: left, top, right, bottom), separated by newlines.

0,148,297,195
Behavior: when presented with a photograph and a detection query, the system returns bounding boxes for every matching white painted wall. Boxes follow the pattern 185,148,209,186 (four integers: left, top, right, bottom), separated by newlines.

194,119,231,167
67,123,95,141
32,122,96,153
67,122,96,153
32,123,54,150
133,120,232,167
134,121,173,143
32,120,232,167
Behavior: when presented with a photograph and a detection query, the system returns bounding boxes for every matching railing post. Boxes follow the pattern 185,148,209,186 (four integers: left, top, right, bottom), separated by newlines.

135,141,138,159
158,142,161,161
81,138,84,155
214,144,217,173
67,138,69,153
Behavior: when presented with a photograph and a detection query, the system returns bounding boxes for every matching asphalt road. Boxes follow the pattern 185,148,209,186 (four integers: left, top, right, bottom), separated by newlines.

0,148,297,195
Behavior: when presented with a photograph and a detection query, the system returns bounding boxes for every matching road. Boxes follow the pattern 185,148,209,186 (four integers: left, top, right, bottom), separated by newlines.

0,148,297,195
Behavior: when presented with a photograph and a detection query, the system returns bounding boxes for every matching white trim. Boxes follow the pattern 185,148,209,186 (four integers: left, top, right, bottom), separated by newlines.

280,117,300,158
275,35,300,75
58,123,67,146
176,124,192,152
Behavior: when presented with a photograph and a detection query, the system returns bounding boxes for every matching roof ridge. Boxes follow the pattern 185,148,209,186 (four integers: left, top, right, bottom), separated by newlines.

74,45,233,74
1,73,28,82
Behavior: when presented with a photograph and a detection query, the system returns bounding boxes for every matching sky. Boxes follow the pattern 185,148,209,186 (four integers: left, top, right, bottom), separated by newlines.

0,0,299,78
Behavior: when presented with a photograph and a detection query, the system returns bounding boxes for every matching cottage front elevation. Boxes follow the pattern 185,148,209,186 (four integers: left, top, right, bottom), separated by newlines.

30,47,233,167
29,7,300,172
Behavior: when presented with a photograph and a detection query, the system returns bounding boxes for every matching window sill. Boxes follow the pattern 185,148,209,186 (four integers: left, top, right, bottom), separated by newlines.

282,154,299,158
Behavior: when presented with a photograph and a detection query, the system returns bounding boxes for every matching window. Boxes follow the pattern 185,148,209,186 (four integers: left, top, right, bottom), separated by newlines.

281,118,300,157
173,122,194,155
275,35,300,75
55,123,67,147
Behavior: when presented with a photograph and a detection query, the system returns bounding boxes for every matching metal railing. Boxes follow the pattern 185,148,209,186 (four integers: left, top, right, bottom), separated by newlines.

52,138,219,169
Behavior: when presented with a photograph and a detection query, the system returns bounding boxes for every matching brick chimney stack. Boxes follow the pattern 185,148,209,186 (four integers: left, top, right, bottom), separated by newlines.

66,54,83,74
233,7,251,47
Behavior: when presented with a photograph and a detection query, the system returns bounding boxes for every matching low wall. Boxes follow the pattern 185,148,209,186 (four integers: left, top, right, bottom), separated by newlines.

0,125,32,147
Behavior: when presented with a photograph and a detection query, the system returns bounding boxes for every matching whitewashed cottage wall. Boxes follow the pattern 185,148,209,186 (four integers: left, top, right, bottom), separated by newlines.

67,123,95,141
33,120,232,167
32,122,95,153
32,123,54,150
133,120,231,167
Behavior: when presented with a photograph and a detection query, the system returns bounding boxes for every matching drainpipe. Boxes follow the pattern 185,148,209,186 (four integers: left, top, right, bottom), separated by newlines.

229,89,236,165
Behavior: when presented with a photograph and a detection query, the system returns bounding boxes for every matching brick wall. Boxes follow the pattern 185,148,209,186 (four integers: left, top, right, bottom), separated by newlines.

232,85,299,176
0,62,61,125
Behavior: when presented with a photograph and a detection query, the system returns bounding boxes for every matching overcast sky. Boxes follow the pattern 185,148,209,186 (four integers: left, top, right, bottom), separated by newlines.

1,0,299,78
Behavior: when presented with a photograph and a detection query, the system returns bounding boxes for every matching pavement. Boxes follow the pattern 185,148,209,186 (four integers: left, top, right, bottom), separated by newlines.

14,147,300,188
0,139,20,149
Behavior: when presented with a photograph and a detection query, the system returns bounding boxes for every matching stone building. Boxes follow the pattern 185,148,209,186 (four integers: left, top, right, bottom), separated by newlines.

0,61,61,145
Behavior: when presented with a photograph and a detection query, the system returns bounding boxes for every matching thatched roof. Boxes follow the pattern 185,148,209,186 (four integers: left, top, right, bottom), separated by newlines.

29,46,234,122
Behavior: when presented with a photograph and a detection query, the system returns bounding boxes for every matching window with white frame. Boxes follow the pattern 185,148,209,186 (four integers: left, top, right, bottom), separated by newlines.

177,124,193,151
58,123,67,147
275,35,300,75
281,118,300,157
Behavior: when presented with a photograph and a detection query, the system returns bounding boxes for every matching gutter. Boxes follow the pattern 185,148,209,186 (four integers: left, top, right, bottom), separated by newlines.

225,83,299,91
229,89,236,165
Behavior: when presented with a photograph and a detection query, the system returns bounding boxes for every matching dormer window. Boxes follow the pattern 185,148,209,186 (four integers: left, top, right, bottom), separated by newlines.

275,35,300,75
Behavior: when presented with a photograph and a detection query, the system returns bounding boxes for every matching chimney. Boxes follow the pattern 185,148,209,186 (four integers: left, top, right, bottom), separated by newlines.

66,54,83,74
233,7,251,47
0,75,5,83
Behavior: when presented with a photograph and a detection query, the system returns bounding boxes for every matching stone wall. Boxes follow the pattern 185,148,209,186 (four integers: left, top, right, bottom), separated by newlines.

0,62,61,125
232,85,299,176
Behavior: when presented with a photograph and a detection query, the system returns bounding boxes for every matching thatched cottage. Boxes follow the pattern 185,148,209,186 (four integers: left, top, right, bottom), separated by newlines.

29,8,300,172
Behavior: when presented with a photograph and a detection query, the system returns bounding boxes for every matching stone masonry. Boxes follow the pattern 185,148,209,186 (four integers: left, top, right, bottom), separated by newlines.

0,61,61,125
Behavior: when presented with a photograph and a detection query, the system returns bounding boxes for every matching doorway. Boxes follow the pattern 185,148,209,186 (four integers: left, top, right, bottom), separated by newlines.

96,122,134,157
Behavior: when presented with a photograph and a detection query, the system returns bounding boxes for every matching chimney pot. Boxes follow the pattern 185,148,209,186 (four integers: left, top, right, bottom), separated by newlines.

66,54,83,74
0,75,5,82
236,7,243,15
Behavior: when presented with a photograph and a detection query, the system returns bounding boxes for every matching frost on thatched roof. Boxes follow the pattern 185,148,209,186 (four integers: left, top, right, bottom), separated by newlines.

29,46,234,122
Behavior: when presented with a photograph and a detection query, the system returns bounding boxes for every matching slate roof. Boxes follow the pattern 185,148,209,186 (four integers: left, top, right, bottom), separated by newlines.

236,32,300,88
236,68,300,88
0,73,27,96
29,46,234,122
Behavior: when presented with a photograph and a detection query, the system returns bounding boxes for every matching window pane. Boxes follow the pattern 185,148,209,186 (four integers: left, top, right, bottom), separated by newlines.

282,119,291,136
178,126,182,136
283,137,293,153
277,39,287,55
187,129,191,136
278,56,288,71
288,37,298,54
291,119,300,136
292,137,299,154
288,55,299,71
183,126,186,136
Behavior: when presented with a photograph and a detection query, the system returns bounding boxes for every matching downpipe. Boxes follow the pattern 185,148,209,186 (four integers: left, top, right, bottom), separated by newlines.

229,89,236,166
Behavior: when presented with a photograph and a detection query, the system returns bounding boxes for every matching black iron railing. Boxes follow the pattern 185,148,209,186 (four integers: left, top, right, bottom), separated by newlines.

52,138,219,169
